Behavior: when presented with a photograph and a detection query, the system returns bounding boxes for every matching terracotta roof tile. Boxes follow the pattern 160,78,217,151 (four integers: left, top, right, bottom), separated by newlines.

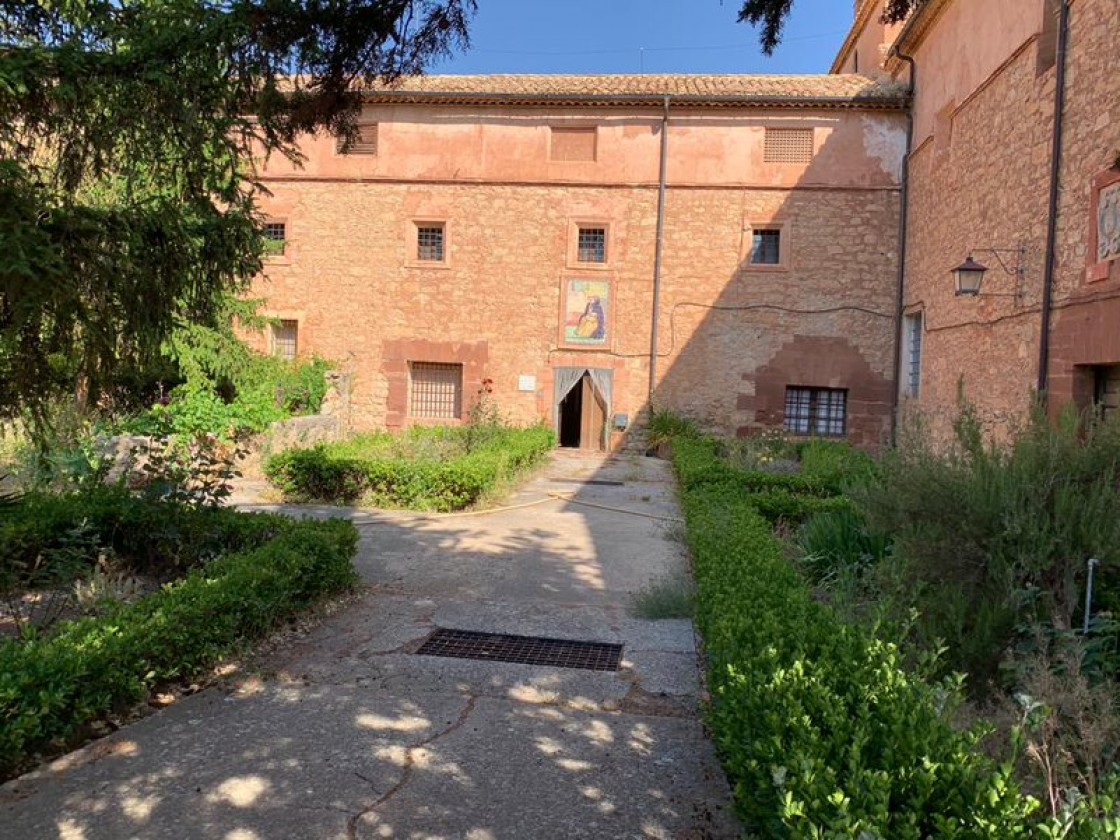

362,74,908,108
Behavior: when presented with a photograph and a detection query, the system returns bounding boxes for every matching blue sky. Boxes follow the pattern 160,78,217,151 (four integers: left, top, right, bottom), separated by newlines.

429,0,854,76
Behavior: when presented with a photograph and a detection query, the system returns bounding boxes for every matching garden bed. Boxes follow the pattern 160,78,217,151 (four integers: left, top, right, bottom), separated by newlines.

0,489,358,779
264,424,555,511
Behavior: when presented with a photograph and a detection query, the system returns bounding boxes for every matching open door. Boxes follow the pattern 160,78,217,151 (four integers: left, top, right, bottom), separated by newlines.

555,369,611,450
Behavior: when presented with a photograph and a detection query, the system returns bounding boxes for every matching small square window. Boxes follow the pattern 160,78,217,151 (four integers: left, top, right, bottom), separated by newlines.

263,222,286,256
337,123,378,155
409,362,463,419
750,229,782,265
271,319,298,361
784,386,847,437
577,227,607,263
416,224,445,262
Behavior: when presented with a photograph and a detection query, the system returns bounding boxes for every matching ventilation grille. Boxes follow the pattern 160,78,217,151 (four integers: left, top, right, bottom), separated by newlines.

550,127,597,162
338,123,378,155
416,628,623,671
764,128,814,163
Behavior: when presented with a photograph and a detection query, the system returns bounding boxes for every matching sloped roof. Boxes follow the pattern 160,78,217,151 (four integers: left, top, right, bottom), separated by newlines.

362,74,910,109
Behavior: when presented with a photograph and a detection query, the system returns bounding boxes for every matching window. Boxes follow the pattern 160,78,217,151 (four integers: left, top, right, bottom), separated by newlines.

263,221,286,256
577,227,607,263
1093,365,1120,420
271,320,298,361
409,362,463,419
750,229,782,265
763,128,814,164
550,127,597,162
903,313,923,397
784,387,847,437
416,224,445,262
336,123,378,155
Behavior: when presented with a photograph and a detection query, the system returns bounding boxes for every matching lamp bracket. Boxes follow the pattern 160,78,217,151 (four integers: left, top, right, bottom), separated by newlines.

968,244,1026,278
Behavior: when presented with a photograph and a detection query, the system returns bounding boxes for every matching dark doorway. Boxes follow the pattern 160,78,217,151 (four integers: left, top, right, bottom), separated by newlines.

558,376,584,447
557,372,607,450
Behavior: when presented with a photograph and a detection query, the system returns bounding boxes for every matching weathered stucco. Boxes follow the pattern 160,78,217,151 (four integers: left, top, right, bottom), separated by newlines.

247,93,904,447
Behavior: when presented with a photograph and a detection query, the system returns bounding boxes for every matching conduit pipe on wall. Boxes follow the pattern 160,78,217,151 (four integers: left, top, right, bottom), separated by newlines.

888,49,916,447
648,95,671,404
1037,0,1072,403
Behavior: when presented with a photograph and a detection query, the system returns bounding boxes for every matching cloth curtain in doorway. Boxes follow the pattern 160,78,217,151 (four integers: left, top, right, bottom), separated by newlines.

587,369,612,416
552,367,586,425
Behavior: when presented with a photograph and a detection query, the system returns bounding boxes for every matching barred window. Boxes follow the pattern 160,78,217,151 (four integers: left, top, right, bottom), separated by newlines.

750,229,781,265
784,386,847,437
336,123,377,155
416,224,445,262
263,222,286,256
409,362,462,419
272,320,298,361
904,313,923,397
577,227,607,263
764,128,814,163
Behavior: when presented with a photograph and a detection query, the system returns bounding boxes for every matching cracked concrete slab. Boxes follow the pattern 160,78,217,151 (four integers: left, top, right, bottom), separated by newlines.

1,451,739,838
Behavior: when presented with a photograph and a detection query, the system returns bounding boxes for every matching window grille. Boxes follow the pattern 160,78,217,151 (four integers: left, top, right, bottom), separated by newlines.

784,387,847,437
577,227,607,263
550,127,597,162
409,362,462,419
416,225,445,262
272,320,298,361
764,128,814,163
337,123,378,155
750,229,781,265
904,313,923,397
263,222,286,256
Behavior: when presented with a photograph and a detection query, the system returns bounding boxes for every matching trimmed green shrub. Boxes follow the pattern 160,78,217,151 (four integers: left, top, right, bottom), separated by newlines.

743,488,853,526
672,439,1044,837
0,516,358,778
265,424,555,511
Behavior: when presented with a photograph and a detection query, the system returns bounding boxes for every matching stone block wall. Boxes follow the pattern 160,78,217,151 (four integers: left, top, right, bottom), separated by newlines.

245,104,905,448
896,0,1120,438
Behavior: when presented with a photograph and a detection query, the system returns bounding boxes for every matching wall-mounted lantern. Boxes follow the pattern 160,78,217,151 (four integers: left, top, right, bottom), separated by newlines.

952,256,988,295
951,245,1026,301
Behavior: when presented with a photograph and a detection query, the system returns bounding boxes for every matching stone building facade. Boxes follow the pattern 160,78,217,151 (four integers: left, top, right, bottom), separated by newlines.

838,0,1120,436
247,76,908,449
247,0,1119,450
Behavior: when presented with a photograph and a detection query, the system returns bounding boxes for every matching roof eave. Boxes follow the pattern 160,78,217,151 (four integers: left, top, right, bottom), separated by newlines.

360,90,911,111
885,0,952,69
830,0,880,74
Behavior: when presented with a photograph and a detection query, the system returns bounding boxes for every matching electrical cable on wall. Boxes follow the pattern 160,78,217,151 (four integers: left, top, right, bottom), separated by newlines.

547,300,892,361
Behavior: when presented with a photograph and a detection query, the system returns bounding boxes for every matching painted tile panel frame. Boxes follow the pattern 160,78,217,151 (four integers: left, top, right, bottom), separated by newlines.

559,276,613,350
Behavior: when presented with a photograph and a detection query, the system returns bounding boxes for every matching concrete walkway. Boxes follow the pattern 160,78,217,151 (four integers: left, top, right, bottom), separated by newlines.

1,452,739,839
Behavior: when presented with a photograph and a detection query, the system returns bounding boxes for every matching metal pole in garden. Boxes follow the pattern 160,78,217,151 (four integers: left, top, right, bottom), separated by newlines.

1083,557,1100,635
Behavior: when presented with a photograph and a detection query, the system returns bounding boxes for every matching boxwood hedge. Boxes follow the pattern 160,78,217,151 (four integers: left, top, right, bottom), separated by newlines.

0,514,358,779
672,437,1041,837
265,424,555,511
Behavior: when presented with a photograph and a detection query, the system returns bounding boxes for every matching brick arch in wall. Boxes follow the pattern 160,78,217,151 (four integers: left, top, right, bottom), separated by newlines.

737,335,893,448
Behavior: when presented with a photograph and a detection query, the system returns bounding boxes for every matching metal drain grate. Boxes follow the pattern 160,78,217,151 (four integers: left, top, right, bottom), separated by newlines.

548,478,624,487
416,629,623,671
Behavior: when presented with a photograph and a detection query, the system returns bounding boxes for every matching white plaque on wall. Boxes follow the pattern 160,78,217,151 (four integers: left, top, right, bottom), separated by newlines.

518,375,536,392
